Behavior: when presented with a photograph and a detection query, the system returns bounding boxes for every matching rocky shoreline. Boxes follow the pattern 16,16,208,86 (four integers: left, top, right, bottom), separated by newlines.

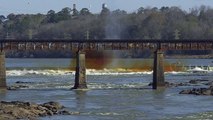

0,101,79,120
149,79,213,96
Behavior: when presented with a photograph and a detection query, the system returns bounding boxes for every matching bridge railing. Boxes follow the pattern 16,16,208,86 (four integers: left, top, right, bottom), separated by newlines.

0,39,212,51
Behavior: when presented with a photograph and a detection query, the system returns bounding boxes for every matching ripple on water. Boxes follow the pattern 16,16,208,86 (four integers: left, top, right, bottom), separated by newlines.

163,112,213,120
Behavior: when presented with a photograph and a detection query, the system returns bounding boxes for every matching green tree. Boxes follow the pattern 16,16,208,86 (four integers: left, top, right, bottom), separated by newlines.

80,8,91,16
56,7,72,21
7,13,16,20
0,15,6,24
46,10,57,23
137,7,145,14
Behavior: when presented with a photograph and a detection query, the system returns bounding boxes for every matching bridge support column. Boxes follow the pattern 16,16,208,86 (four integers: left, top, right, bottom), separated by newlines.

72,51,87,89
153,50,165,89
0,51,6,89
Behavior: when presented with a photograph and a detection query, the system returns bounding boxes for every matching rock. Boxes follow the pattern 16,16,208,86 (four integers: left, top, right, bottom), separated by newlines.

7,85,29,90
189,79,213,86
202,89,211,95
148,82,152,86
179,86,213,96
189,80,198,84
7,86,18,90
59,110,80,115
205,81,213,86
0,101,77,120
148,82,175,87
149,79,213,88
177,82,189,86
46,109,54,116
41,101,64,114
15,81,33,84
179,89,191,94
165,82,173,87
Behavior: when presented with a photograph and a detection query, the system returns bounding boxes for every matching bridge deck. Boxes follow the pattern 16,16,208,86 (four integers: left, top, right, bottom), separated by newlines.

0,39,212,51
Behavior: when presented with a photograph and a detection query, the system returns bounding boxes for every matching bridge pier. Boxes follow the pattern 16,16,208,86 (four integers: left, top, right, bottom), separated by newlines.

153,50,165,89
72,51,87,89
0,51,6,89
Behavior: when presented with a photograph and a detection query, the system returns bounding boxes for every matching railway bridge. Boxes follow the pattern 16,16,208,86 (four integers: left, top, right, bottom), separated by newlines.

0,39,212,90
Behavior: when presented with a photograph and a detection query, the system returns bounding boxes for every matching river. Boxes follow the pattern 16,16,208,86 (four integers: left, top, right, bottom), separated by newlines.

0,58,213,120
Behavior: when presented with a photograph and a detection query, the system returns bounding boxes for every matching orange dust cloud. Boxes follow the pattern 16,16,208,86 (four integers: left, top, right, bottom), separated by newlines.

69,51,113,70
68,51,185,72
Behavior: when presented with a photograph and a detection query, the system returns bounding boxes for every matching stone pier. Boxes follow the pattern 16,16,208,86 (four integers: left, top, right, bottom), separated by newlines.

72,51,87,89
153,50,165,89
0,51,6,89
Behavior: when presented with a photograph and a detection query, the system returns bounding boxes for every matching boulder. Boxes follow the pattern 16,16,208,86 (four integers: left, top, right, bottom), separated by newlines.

0,101,78,120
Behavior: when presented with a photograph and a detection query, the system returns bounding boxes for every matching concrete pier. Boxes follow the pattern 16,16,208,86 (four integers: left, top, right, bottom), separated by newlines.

153,50,165,89
72,51,87,89
0,51,6,89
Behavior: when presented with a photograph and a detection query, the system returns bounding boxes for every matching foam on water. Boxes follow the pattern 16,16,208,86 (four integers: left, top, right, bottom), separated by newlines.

15,82,149,90
87,83,148,90
165,71,188,74
86,69,153,75
7,69,74,76
6,69,198,76
164,112,213,120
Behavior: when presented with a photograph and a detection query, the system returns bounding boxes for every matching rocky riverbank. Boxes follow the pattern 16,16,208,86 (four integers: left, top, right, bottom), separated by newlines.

0,101,79,120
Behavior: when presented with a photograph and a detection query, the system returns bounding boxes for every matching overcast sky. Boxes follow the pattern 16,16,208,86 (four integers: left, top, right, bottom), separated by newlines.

0,0,213,16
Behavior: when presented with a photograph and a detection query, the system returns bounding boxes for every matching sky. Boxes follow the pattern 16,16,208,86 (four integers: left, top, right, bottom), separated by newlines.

0,0,213,16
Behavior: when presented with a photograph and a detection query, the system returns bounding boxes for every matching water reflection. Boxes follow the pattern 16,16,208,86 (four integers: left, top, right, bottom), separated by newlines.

153,88,166,96
152,88,167,111
0,89,7,100
74,90,88,111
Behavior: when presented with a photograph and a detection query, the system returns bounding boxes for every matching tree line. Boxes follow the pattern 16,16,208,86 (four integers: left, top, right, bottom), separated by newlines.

0,5,213,39
0,5,212,58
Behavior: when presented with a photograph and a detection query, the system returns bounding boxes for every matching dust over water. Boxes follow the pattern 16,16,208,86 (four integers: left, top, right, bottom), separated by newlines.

69,51,185,72
69,51,113,70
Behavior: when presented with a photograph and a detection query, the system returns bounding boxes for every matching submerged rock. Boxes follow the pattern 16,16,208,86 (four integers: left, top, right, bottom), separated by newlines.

148,79,213,88
179,86,213,96
188,80,198,84
7,85,29,90
59,110,80,115
15,81,34,84
205,81,213,86
0,101,78,120
148,82,189,87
